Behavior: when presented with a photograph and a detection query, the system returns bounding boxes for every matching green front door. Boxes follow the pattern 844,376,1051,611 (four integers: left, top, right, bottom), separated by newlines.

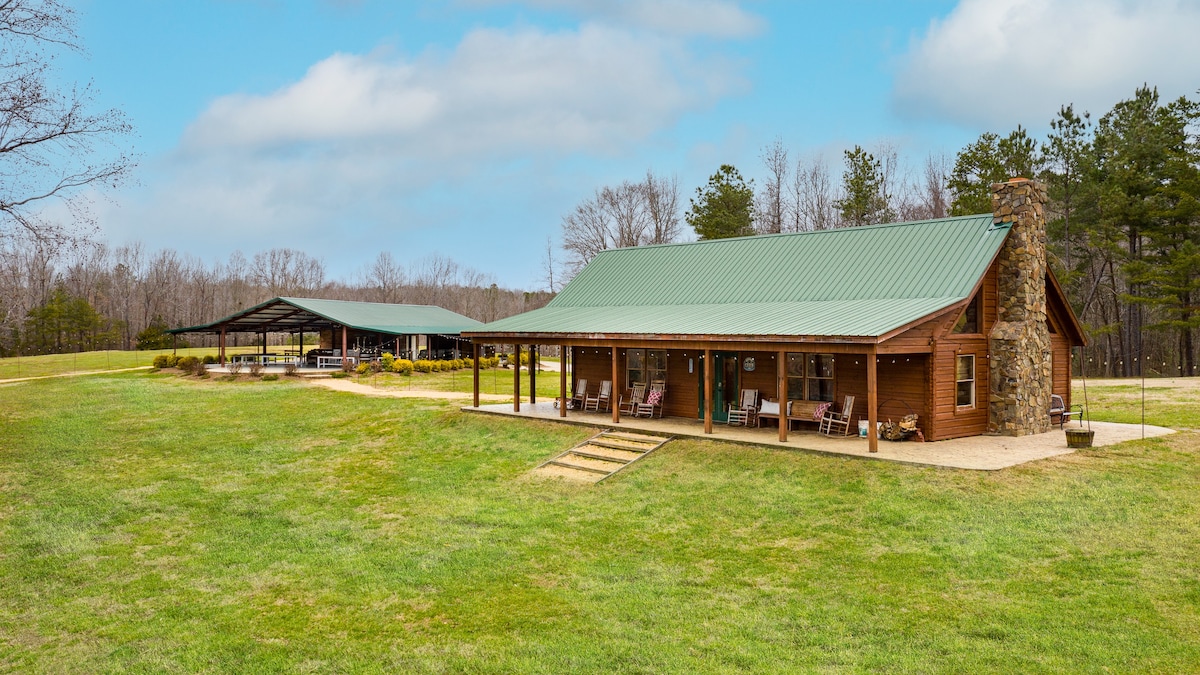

699,352,739,422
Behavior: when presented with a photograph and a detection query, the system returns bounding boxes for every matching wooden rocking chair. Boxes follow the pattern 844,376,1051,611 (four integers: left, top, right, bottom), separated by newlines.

727,388,759,426
635,380,666,418
585,380,612,412
819,395,855,436
570,378,589,410
619,383,646,417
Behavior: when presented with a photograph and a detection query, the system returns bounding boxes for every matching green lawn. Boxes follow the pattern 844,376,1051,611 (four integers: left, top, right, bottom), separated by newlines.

1,373,1198,672
0,346,261,380
1073,379,1200,429
362,365,564,399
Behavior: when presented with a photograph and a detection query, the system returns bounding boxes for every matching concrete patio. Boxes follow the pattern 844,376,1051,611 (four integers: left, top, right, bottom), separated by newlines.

463,402,1174,471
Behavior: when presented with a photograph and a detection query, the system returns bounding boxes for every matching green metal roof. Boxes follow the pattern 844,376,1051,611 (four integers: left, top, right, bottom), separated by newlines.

171,297,483,336
469,214,1010,339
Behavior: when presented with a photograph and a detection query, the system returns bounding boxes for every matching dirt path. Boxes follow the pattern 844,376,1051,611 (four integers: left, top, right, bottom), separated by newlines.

0,366,153,385
309,377,511,401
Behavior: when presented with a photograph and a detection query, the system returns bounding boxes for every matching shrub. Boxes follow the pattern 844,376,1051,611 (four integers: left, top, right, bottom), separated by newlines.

227,361,243,375
176,356,201,374
381,352,395,371
261,373,279,381
485,355,501,369
201,354,217,365
341,359,355,373
413,359,435,373
330,371,349,379
152,354,174,369
392,359,413,375
248,362,263,376
283,363,298,377
451,359,464,370
355,362,371,375
462,357,473,370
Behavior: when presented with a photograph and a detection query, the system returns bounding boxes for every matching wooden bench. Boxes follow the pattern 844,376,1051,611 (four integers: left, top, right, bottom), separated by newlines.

756,399,830,430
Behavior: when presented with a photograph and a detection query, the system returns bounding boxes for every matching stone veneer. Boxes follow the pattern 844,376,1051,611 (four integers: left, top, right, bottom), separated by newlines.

988,178,1053,436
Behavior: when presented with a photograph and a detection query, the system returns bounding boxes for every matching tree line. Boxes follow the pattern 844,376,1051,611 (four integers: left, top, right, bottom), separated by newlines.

559,86,1200,378
0,237,552,356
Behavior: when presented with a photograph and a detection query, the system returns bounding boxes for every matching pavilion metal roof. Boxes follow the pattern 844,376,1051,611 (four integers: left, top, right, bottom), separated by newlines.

170,297,484,336
467,214,1010,340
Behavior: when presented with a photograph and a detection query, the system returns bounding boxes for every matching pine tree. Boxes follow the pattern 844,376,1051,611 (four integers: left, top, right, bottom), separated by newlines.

686,164,755,240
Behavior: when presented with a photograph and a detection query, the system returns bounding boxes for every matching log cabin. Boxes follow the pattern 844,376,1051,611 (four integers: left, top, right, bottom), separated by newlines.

464,179,1086,451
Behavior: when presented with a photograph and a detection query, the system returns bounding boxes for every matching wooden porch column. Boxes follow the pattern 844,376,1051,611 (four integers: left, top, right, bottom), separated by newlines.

472,342,480,408
395,336,400,356
867,344,879,453
559,345,567,418
298,329,303,362
513,344,521,412
262,331,267,356
341,326,348,362
172,334,177,356
777,349,787,442
219,327,226,366
530,345,537,405
611,345,620,423
704,348,713,434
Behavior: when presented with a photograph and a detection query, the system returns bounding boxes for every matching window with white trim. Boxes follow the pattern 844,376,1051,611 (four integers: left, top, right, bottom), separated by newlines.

956,354,975,408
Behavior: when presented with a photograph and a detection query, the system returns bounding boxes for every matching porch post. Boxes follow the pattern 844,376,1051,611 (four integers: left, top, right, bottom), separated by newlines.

611,344,620,423
298,329,303,362
704,348,713,434
219,327,226,366
777,349,787,442
395,336,400,356
513,344,521,412
559,345,567,418
341,326,348,363
262,331,267,356
867,344,879,453
472,342,480,408
172,333,177,356
530,345,537,405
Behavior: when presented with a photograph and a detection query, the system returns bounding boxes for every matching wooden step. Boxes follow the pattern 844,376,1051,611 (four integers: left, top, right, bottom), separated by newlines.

546,460,611,475
589,439,652,452
567,449,633,464
602,431,668,443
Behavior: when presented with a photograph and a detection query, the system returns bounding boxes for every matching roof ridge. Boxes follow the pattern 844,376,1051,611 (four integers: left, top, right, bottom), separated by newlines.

589,213,996,258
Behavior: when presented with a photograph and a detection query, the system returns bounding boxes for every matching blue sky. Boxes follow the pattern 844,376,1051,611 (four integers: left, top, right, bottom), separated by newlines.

58,0,1200,289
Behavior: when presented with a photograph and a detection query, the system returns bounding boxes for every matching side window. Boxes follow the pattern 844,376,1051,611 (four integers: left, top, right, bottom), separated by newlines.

956,355,975,408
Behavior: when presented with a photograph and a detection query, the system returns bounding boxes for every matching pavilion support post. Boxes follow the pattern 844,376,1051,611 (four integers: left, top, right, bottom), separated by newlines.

219,327,226,366
262,331,267,356
395,337,400,357
611,345,620,424
777,349,787,442
298,329,303,362
704,349,713,434
342,326,348,364
513,344,521,412
867,345,879,453
530,345,537,405
559,346,567,418
472,342,480,408
172,334,177,356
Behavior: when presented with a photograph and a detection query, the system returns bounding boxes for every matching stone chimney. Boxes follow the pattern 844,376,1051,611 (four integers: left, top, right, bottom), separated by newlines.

988,178,1053,436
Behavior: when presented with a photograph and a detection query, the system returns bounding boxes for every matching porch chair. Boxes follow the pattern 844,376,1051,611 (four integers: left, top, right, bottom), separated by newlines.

570,379,589,410
585,380,613,412
636,380,666,418
819,395,855,436
727,388,759,426
619,383,647,417
1049,394,1084,429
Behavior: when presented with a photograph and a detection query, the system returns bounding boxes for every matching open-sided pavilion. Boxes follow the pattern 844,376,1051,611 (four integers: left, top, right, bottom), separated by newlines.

170,297,483,366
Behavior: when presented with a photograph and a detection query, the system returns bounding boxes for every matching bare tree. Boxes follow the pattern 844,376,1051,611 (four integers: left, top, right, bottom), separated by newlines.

790,154,839,231
643,171,681,244
251,248,325,297
755,138,788,234
0,0,134,242
541,236,559,293
561,170,681,273
365,251,405,303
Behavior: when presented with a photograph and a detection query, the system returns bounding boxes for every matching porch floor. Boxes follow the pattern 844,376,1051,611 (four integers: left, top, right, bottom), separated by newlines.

463,402,1173,471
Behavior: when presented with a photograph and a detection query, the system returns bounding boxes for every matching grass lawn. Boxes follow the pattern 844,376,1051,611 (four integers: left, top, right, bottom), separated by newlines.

1,373,1198,672
0,346,262,380
361,366,564,400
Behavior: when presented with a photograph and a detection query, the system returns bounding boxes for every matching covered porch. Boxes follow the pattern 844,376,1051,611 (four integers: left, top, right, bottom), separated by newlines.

468,338,913,453
462,400,1169,471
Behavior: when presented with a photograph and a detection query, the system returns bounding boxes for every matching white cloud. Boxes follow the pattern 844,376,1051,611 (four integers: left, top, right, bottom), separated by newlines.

465,0,764,38
184,23,739,156
892,0,1200,129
